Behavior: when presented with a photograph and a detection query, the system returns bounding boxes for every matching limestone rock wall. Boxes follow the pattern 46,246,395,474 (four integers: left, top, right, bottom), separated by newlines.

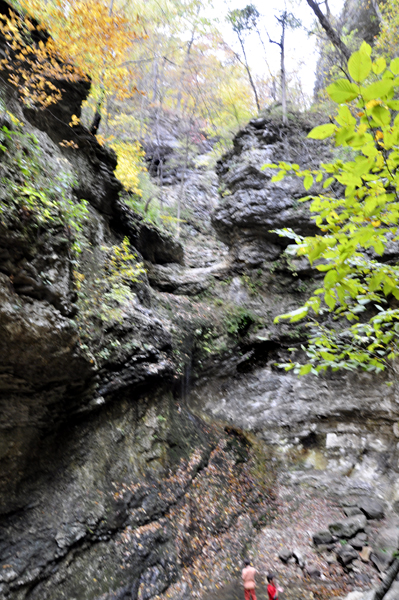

0,4,270,599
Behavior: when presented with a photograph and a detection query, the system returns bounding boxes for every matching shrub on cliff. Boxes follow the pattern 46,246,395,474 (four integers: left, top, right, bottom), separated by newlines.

266,42,399,379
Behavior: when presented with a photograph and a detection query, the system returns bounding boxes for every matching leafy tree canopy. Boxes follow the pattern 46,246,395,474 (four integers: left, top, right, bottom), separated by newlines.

6,0,140,108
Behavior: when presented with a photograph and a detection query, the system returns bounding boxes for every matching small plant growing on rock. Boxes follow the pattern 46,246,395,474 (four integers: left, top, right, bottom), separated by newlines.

265,42,399,378
0,112,89,250
74,237,145,363
224,306,259,337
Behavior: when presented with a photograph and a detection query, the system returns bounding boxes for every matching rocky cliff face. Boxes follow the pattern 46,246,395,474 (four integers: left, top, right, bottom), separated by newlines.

189,109,399,598
0,4,272,600
212,113,327,266
2,6,399,599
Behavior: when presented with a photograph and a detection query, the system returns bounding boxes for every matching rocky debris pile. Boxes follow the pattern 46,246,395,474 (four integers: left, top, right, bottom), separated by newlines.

338,582,399,600
276,492,399,600
272,492,399,599
311,497,395,576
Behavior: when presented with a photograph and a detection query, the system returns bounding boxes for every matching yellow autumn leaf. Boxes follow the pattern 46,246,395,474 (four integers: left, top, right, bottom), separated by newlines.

366,99,382,109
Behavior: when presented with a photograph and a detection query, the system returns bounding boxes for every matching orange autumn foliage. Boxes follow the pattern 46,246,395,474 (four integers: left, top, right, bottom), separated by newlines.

3,0,142,109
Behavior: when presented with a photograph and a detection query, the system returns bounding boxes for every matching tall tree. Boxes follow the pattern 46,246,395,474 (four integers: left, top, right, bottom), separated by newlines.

4,0,141,117
375,0,399,60
226,4,261,112
268,10,301,123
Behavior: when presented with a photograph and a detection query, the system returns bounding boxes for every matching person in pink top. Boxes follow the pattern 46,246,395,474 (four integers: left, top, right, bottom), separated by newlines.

242,559,257,600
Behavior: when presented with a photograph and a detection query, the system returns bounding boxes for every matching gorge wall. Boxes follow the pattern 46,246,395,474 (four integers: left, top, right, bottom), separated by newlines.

1,6,399,599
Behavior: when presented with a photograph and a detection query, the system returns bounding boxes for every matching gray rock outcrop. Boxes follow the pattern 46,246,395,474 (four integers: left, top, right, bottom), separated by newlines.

2,4,399,600
212,112,329,267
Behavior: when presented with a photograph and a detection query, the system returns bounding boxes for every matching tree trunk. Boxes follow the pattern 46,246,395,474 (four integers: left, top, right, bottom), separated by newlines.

90,0,114,135
306,0,351,61
237,34,261,112
176,14,198,111
151,57,159,102
280,18,287,124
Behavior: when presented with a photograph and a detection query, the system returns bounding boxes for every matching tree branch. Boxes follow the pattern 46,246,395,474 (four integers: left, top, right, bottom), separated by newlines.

306,0,351,61
370,0,384,23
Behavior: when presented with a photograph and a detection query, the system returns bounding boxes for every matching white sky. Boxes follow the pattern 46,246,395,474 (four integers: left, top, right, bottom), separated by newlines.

210,0,346,100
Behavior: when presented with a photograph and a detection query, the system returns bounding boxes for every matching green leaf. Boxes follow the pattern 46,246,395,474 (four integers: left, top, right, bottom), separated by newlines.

271,170,286,182
348,50,372,82
336,105,356,127
327,79,359,103
362,80,394,102
373,239,385,255
307,123,336,139
372,57,386,75
323,177,334,188
360,41,372,56
304,174,314,190
324,269,338,287
383,70,394,80
299,363,312,376
324,291,336,310
288,306,309,322
391,57,399,75
371,105,391,126
335,126,356,146
274,306,307,323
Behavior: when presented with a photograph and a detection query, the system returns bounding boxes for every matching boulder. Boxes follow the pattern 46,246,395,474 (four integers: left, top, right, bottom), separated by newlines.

343,506,363,517
329,514,367,539
358,498,385,521
350,534,368,550
351,559,363,571
336,544,359,566
384,582,399,600
313,530,334,545
370,549,392,572
278,548,293,563
340,593,369,600
359,547,373,563
373,526,399,559
305,564,321,579
324,553,337,564
292,548,305,568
